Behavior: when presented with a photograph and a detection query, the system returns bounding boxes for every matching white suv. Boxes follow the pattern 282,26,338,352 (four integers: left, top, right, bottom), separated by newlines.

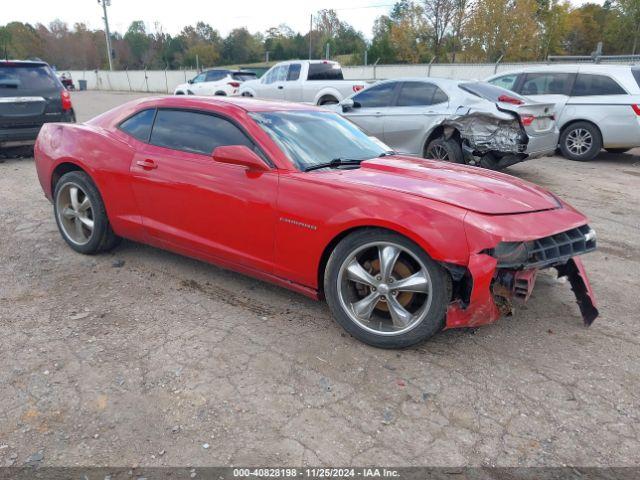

487,65,640,161
174,69,257,97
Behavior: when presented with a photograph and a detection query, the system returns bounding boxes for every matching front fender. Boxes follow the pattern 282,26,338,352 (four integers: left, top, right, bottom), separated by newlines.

273,173,470,289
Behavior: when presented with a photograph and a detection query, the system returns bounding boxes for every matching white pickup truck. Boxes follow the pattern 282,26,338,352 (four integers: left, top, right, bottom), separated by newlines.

239,60,365,105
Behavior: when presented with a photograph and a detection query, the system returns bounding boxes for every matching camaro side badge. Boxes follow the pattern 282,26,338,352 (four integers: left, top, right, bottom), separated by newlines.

279,217,318,231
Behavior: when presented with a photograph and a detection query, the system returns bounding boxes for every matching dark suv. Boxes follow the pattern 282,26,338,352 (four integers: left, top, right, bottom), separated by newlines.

1,60,75,149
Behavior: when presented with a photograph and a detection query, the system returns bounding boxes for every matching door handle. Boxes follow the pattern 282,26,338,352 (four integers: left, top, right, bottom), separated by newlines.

136,159,157,170
278,85,284,90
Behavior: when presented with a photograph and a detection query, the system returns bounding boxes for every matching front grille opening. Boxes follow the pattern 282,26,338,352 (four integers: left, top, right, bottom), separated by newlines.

491,224,596,269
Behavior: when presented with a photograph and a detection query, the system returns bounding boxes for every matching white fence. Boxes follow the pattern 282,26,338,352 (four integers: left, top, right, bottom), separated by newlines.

69,60,637,93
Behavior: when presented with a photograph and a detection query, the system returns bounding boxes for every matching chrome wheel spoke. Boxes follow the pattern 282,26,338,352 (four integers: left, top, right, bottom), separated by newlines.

79,216,94,230
378,245,400,281
393,270,429,293
352,292,380,320
387,295,413,328
69,187,80,210
74,217,85,239
79,197,91,211
62,207,76,219
346,259,376,287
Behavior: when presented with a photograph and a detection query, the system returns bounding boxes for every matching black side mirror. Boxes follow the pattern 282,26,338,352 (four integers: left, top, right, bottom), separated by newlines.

341,98,355,113
188,79,194,84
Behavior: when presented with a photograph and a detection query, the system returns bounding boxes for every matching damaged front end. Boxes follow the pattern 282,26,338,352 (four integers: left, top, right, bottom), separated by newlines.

445,224,599,329
442,106,528,170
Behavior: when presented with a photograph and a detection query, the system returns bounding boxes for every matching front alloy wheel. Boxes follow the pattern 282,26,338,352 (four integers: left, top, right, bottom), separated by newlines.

337,242,433,335
325,229,449,348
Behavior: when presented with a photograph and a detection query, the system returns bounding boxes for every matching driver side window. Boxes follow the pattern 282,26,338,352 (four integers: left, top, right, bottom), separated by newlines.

353,82,398,108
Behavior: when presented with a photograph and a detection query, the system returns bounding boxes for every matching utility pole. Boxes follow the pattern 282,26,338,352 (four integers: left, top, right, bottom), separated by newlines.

308,14,313,60
97,0,114,71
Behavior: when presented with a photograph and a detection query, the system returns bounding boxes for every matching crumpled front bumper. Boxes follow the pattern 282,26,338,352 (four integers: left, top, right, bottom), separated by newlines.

445,204,599,329
445,253,598,329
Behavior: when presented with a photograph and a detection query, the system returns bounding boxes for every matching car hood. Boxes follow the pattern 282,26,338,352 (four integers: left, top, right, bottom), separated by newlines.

331,156,560,215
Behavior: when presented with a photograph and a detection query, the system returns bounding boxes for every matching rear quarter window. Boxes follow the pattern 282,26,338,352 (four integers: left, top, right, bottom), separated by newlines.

489,74,519,91
307,63,344,81
571,74,627,96
119,109,156,142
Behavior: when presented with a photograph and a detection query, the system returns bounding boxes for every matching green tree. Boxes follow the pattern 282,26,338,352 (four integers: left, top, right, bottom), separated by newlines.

124,21,150,67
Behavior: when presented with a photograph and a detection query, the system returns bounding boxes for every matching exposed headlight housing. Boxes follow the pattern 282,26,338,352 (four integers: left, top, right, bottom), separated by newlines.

490,241,534,266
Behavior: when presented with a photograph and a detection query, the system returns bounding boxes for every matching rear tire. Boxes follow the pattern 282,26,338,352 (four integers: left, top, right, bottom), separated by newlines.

53,171,120,255
324,229,449,349
559,122,602,161
425,137,464,164
605,148,630,154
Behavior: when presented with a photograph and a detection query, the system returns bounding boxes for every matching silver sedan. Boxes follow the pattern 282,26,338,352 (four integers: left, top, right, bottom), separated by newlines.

334,77,558,170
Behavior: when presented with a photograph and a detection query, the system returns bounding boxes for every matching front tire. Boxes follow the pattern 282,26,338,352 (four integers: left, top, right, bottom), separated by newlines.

425,137,464,164
53,171,120,254
324,229,449,348
559,122,602,161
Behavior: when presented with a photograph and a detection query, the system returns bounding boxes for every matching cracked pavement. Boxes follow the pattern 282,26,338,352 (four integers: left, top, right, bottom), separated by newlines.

0,91,639,467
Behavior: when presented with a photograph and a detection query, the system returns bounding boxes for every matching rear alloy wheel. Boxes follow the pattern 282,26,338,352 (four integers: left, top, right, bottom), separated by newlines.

324,229,449,348
560,122,602,161
425,137,464,164
54,171,120,254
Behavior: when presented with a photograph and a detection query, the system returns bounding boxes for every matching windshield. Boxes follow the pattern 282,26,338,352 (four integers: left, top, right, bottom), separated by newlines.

250,111,388,171
0,63,60,91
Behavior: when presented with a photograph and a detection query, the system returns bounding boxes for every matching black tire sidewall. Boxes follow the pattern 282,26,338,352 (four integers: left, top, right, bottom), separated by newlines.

560,122,602,161
53,171,111,255
425,137,464,164
324,229,449,349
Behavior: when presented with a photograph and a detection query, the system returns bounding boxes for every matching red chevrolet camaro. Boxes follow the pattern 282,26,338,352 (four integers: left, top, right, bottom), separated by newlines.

34,96,598,348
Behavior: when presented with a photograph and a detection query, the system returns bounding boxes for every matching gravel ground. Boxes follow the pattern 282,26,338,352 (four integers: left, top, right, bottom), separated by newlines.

0,91,639,468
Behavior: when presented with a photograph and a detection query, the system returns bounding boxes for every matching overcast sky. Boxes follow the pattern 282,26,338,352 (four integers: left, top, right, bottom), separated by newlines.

7,0,605,39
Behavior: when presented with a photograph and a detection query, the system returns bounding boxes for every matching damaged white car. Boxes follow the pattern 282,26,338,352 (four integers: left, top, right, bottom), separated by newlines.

335,78,559,170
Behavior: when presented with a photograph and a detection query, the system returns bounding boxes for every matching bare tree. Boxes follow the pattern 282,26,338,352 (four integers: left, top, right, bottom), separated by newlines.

422,0,457,60
450,0,470,62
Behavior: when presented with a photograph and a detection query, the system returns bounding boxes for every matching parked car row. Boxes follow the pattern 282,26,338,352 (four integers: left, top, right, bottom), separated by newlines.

179,60,639,166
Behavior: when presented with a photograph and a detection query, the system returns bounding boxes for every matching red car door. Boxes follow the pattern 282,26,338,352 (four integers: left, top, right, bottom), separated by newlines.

129,109,278,273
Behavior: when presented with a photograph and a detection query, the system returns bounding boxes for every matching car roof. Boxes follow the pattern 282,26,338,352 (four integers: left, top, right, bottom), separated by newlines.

374,77,467,87
128,95,326,114
0,59,49,67
491,63,636,76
